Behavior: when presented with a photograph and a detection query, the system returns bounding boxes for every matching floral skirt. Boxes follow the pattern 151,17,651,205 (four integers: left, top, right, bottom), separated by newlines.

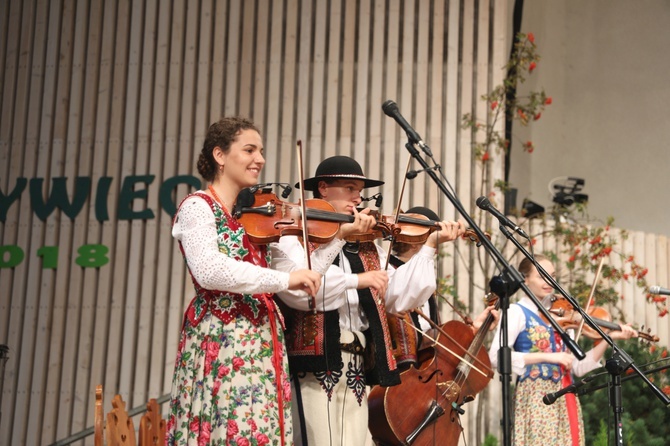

513,378,584,446
166,311,293,446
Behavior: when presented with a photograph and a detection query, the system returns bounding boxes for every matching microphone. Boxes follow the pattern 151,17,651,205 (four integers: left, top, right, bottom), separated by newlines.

650,286,670,296
406,165,441,180
362,193,383,208
476,196,529,239
382,100,433,157
281,185,292,199
543,382,578,405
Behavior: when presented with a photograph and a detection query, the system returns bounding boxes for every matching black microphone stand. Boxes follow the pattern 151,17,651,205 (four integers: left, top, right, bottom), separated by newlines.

497,224,670,445
398,139,585,446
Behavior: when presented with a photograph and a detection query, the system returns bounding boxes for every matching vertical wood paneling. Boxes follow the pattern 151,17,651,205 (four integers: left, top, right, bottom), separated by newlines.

295,0,312,176
130,0,158,409
79,0,118,439
6,0,43,443
163,0,190,392
381,0,399,207
148,0,176,401
339,0,356,157
353,0,371,177
35,0,82,442
323,0,342,160
2,1,669,445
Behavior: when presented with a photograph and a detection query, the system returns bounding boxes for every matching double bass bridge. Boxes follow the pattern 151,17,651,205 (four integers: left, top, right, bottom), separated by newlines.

437,380,461,401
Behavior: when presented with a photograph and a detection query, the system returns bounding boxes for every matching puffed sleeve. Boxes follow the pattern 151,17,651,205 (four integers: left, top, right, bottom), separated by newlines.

173,194,290,294
383,244,438,314
274,235,357,311
488,303,530,376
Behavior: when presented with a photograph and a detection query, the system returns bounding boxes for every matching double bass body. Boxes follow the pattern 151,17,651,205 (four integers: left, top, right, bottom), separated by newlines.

368,320,493,446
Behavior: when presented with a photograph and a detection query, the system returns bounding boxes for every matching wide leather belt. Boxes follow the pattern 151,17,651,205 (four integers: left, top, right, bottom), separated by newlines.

340,335,364,355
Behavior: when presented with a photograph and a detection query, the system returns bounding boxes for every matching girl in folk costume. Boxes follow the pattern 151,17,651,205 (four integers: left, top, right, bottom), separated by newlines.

166,118,373,446
487,255,637,445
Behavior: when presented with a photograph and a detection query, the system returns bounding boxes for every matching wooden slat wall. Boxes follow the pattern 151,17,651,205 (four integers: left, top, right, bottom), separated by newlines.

1,1,668,445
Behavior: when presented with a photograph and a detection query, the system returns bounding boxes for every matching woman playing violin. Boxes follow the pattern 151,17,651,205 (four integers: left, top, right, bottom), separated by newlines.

166,118,373,446
274,156,465,446
487,255,637,446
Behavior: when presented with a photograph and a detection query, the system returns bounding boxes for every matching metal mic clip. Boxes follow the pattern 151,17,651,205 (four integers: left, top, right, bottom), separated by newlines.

406,164,440,180
361,193,383,207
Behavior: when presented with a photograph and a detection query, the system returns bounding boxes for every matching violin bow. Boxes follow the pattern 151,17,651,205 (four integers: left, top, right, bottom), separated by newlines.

401,313,491,378
382,156,413,270
296,140,316,312
574,256,605,342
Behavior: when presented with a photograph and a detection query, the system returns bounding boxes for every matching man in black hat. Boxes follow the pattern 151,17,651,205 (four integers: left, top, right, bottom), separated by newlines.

275,156,466,446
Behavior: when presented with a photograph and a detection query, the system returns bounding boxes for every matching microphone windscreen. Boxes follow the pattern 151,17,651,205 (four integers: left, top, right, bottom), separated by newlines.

476,196,490,209
382,100,398,116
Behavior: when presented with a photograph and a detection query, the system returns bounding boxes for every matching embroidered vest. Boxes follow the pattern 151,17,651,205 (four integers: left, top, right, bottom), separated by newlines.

175,192,277,328
515,304,564,383
282,241,400,387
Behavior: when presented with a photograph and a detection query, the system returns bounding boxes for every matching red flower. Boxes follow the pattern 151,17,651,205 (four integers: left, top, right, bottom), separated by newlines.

602,246,612,255
198,421,212,446
626,255,634,262
218,365,230,378
190,416,201,433
491,101,498,110
283,378,292,401
236,437,250,446
545,97,553,105
640,268,649,277
589,235,602,245
662,349,668,358
482,152,490,162
227,419,239,437
530,238,537,246
527,33,535,43
536,339,550,352
650,345,657,354
533,112,541,121
255,433,270,446
622,273,629,280
660,308,668,317
232,356,245,371
653,296,667,303
529,62,537,72
203,340,221,376
568,255,576,263
212,380,221,396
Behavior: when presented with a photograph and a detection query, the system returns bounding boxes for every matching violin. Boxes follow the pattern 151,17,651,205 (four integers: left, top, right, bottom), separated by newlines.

542,295,659,343
234,188,454,245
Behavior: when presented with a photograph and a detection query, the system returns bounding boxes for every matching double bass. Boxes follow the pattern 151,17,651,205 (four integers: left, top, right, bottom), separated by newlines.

368,294,499,446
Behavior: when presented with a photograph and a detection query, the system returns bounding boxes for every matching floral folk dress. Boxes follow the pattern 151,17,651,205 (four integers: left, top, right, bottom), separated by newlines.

166,192,293,446
512,305,585,446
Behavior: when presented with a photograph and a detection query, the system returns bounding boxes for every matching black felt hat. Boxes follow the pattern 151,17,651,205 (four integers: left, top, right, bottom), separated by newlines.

405,206,440,222
297,155,384,191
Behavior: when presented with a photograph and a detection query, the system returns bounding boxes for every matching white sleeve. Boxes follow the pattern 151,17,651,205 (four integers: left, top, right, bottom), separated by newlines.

572,344,603,377
172,195,290,294
488,303,529,376
383,244,438,314
274,236,356,311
